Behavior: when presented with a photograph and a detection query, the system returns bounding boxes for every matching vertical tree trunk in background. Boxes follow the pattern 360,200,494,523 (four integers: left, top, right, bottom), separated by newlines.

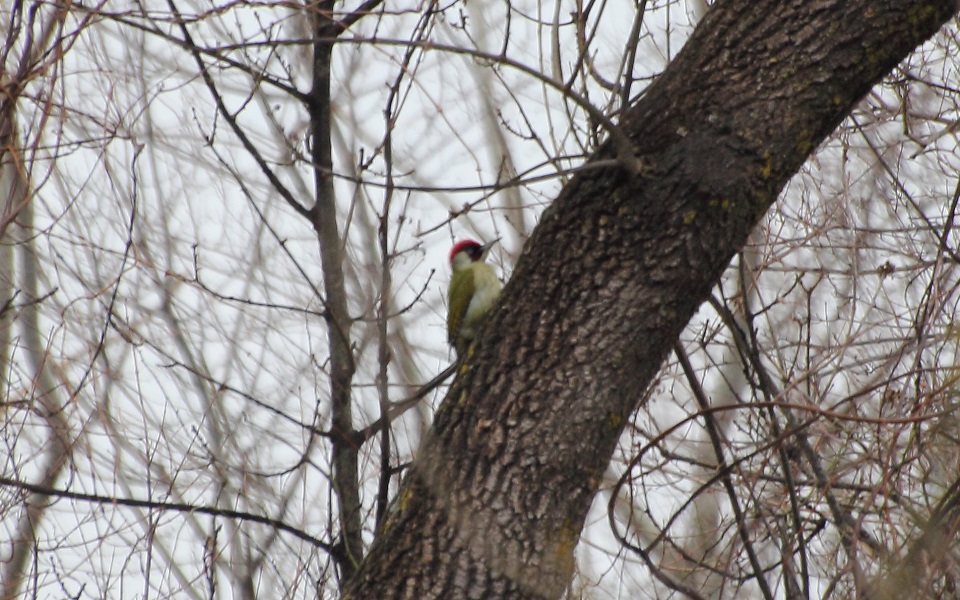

342,1,957,598
1,10,73,596
310,2,363,582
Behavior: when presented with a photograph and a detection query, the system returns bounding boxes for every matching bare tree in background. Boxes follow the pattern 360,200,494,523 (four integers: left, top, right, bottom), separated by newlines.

1,0,959,598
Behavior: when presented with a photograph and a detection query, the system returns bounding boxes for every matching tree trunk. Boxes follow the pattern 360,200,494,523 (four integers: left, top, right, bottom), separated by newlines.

310,4,363,582
341,1,956,598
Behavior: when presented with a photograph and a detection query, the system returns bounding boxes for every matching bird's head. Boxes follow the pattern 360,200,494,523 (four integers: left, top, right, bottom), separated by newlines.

449,238,498,271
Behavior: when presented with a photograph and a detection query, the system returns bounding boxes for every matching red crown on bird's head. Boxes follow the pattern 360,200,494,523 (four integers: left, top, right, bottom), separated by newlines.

448,239,484,264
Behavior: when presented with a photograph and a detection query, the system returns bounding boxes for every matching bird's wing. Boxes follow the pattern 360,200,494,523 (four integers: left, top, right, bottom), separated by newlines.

447,268,476,345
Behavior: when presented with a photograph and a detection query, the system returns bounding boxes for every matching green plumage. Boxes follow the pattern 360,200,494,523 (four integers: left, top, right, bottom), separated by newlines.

447,267,477,355
447,260,501,357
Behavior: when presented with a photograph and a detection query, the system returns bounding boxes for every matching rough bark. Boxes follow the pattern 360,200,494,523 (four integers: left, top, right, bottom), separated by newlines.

342,1,957,598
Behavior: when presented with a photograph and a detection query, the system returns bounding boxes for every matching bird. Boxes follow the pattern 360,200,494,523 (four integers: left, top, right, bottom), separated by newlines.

446,238,502,357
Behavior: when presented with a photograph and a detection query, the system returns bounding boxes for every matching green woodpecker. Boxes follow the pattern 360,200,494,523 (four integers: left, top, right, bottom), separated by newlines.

447,238,502,357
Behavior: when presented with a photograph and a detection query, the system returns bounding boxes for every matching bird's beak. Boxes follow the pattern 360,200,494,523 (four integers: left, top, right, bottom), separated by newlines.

481,238,501,258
